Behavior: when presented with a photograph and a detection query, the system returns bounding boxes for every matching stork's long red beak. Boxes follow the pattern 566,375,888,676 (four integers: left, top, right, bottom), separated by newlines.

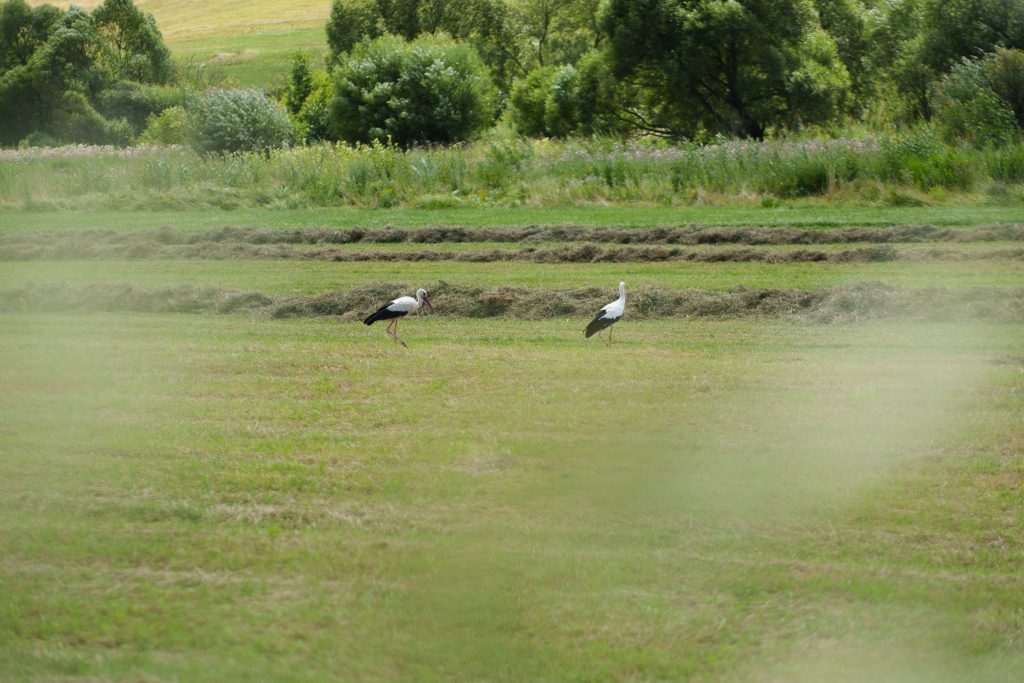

424,295,434,313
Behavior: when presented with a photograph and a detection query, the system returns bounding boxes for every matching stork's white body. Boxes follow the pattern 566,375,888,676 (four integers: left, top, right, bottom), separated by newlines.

384,294,425,315
364,288,433,348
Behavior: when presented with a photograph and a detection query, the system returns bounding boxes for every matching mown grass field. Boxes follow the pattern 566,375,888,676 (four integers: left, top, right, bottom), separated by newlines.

2,312,1023,681
4,258,1024,293
3,195,1024,681
8,4,1024,679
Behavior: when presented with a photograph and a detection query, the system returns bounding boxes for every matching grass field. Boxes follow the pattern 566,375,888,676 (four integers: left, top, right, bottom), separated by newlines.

8,3,1024,679
2,195,1024,680
4,258,1024,293
2,311,1023,681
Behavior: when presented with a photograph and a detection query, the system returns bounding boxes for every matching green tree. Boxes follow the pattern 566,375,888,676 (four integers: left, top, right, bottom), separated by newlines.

510,50,628,137
0,0,178,145
296,71,335,142
919,0,1024,74
285,52,314,115
0,6,106,145
510,64,557,136
866,0,1024,121
330,33,498,145
92,0,172,83
326,0,604,92
326,0,382,59
602,0,851,138
813,0,869,99
0,0,62,70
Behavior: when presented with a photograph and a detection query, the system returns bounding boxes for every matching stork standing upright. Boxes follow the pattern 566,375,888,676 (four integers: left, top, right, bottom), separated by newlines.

585,281,625,346
364,288,433,348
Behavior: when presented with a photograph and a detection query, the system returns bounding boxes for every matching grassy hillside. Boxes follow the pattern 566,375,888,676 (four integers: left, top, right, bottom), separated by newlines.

37,1,331,87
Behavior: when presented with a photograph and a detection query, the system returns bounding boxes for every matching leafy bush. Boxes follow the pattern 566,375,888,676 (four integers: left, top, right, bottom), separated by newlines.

284,52,313,116
935,55,1020,147
188,89,294,155
509,66,556,137
544,65,579,138
138,105,187,145
52,90,133,145
330,34,498,146
95,81,184,135
510,52,627,138
987,48,1024,129
295,72,334,143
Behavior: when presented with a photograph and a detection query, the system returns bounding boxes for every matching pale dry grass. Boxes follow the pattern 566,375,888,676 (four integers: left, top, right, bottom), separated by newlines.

33,1,330,42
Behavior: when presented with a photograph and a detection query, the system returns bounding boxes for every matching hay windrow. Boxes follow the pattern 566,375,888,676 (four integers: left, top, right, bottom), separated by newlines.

6,239,1024,263
3,223,1024,258
3,282,1022,324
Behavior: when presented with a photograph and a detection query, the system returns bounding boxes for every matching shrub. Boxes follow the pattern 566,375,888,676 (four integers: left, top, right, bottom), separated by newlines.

52,90,133,145
188,89,294,155
330,34,498,146
509,66,557,137
95,81,185,134
987,48,1024,129
284,52,313,116
935,55,1020,147
572,50,627,137
544,65,579,138
138,105,187,145
510,52,627,138
295,72,334,143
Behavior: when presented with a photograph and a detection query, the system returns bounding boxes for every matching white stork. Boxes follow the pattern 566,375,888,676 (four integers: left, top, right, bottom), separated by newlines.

363,288,434,348
584,281,625,346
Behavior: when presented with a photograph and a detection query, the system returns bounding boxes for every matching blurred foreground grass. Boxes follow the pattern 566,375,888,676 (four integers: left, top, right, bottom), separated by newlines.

2,314,1022,681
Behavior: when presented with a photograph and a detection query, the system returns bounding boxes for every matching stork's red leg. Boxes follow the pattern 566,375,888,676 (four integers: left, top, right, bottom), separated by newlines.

394,318,408,348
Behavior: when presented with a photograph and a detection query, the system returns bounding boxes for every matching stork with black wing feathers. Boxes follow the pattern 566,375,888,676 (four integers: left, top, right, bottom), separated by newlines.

584,281,625,346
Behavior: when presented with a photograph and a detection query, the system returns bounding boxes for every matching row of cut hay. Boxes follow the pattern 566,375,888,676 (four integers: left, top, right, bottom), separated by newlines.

4,282,1023,324
7,241,1024,263
7,224,1024,249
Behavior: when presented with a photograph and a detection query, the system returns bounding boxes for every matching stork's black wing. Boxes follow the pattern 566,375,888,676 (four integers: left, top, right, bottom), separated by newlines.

584,309,616,338
363,304,407,325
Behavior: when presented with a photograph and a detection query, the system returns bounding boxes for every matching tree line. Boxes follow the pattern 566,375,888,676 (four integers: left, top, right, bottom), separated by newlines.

1,0,1023,150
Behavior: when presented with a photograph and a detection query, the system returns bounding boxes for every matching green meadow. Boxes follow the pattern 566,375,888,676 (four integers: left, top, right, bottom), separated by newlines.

4,258,1024,294
3,312,1023,681
5,4,1024,679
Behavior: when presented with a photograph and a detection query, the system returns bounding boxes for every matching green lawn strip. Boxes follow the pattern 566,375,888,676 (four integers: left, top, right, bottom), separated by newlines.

3,259,1023,295
170,28,326,88
1,314,1021,680
3,204,1024,233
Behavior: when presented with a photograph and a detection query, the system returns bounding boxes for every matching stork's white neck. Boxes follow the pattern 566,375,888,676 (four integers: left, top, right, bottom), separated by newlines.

618,282,626,302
